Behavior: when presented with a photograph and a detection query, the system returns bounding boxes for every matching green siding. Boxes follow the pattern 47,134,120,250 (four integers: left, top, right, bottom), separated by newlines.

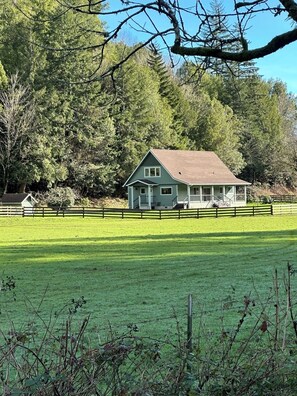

126,152,247,209
129,152,177,185
127,152,181,208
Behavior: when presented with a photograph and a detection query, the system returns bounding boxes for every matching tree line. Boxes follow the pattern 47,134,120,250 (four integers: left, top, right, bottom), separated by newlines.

0,1,296,198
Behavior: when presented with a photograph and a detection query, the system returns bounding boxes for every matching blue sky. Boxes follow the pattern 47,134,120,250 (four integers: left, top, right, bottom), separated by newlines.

254,47,297,95
246,10,297,94
102,2,297,94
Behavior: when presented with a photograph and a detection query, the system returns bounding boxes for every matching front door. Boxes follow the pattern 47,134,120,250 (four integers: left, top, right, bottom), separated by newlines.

138,186,154,209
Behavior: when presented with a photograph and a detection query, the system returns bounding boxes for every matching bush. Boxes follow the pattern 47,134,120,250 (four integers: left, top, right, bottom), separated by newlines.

261,194,272,204
45,187,76,210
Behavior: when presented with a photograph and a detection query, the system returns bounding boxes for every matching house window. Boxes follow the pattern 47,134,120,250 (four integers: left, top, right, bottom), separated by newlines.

192,187,200,195
144,167,161,177
140,187,146,195
160,187,172,195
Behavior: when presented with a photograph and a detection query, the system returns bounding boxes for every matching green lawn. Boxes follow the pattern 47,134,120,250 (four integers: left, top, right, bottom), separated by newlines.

0,216,296,339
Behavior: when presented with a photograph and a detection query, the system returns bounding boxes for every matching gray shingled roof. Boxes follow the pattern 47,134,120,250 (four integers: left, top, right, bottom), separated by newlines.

1,193,33,203
150,149,249,185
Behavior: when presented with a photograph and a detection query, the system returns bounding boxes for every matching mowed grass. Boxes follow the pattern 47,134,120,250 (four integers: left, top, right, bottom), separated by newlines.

0,215,296,338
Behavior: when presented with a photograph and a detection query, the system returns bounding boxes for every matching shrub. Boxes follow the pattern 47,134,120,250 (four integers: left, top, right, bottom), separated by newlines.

261,194,272,204
45,187,76,210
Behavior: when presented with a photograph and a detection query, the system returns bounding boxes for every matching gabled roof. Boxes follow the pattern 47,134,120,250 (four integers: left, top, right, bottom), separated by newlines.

126,179,159,187
1,193,36,204
124,149,250,186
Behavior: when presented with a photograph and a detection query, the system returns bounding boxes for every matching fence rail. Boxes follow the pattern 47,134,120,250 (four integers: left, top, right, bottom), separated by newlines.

0,205,276,219
270,195,297,203
272,204,297,216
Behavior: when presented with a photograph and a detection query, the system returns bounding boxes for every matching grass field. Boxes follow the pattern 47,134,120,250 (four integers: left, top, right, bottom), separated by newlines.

0,215,296,339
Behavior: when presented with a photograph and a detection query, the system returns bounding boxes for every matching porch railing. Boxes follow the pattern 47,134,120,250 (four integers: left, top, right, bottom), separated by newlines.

189,194,234,204
133,195,157,209
133,192,246,209
172,196,178,207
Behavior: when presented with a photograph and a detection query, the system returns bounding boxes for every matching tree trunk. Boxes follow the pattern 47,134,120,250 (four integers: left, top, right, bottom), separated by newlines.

18,182,26,193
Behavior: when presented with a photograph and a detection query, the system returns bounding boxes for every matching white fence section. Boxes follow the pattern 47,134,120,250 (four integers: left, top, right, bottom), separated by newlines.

0,206,24,216
273,204,297,216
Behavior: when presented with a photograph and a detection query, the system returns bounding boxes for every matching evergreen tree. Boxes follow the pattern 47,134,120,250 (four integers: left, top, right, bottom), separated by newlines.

147,44,195,147
106,55,177,185
238,77,292,184
0,1,117,195
0,61,8,89
188,91,245,174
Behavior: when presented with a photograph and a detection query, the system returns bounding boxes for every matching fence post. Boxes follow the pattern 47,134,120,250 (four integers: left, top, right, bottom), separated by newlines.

42,207,45,217
102,208,105,218
82,207,85,218
187,294,193,352
122,209,124,219
253,206,255,216
234,207,237,217
271,204,273,216
22,208,25,217
159,210,162,220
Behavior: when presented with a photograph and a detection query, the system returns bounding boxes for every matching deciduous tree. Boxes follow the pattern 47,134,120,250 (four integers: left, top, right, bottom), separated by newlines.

0,75,35,193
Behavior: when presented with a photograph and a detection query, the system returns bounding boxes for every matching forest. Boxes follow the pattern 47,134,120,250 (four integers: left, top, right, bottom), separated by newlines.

0,1,297,199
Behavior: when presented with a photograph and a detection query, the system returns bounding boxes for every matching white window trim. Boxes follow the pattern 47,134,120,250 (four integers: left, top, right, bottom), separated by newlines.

160,186,172,195
144,166,161,177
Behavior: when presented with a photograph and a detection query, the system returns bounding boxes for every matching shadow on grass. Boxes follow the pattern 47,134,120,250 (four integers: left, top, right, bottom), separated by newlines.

0,228,296,338
1,229,295,266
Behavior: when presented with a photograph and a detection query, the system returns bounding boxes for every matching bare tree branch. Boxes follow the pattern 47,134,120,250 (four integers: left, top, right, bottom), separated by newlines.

70,0,297,64
11,1,297,79
171,28,297,61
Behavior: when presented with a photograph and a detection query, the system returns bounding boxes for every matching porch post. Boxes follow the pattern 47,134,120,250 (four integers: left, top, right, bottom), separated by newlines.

130,187,134,209
148,186,151,209
211,186,214,202
223,186,226,200
244,185,247,203
187,185,191,208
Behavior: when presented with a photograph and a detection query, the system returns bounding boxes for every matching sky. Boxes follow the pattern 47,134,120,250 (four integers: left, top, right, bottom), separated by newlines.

102,2,297,94
246,10,297,95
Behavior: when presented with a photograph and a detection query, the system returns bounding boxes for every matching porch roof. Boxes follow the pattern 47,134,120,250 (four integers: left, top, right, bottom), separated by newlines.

126,179,159,187
151,149,250,186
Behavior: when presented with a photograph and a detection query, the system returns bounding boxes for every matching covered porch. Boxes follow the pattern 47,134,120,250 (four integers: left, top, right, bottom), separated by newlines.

127,182,248,210
176,185,248,208
127,179,159,209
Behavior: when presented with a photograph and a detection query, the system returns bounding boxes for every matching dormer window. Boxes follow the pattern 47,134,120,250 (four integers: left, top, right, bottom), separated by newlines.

144,167,161,177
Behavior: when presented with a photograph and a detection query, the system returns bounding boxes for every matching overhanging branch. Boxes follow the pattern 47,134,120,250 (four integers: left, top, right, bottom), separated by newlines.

171,28,297,61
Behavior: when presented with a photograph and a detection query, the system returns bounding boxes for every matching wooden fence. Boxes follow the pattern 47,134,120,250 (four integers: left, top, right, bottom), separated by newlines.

270,195,297,203
0,205,274,219
272,204,297,216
